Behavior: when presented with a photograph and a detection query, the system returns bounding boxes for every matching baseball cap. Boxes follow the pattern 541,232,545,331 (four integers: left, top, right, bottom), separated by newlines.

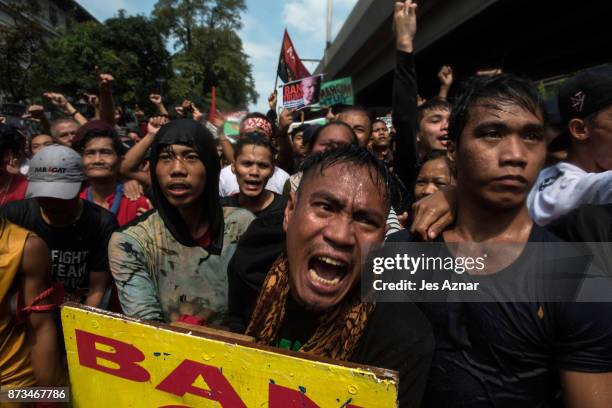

550,64,612,150
26,145,85,199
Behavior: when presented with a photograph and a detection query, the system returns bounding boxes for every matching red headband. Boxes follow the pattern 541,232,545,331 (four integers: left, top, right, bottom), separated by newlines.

240,117,273,138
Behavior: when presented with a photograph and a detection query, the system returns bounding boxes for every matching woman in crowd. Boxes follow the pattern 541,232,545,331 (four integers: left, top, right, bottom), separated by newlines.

414,149,455,200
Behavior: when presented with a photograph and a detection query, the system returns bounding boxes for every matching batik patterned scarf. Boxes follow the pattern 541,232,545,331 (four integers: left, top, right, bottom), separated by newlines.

245,254,375,361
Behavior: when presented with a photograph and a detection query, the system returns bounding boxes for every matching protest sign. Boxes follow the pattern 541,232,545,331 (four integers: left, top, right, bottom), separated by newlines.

377,116,393,129
319,77,355,107
61,304,399,407
282,75,323,110
221,111,247,143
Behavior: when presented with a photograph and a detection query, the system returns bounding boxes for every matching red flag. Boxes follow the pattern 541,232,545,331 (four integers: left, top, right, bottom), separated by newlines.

277,29,311,83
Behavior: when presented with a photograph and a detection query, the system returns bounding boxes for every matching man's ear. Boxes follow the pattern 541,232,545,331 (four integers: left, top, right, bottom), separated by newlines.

283,191,297,233
568,118,589,142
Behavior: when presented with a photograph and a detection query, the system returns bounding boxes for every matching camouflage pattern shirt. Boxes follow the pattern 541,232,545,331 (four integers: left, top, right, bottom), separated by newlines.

108,207,254,325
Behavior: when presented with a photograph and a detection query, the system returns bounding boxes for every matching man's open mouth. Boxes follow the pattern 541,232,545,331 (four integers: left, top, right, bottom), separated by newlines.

307,255,349,291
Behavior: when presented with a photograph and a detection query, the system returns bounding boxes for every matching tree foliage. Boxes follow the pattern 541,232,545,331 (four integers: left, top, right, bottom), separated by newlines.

0,1,46,103
154,0,258,109
1,0,258,112
29,12,172,108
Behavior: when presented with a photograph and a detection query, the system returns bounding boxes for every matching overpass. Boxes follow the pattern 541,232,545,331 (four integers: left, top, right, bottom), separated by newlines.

316,0,612,107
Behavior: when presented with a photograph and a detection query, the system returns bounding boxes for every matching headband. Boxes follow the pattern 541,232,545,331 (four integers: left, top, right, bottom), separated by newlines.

240,117,273,138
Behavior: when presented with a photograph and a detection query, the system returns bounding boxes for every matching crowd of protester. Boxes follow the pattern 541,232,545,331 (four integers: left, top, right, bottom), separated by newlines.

1,0,611,406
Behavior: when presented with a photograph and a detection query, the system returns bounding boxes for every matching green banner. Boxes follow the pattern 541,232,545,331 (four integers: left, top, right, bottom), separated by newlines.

319,77,354,107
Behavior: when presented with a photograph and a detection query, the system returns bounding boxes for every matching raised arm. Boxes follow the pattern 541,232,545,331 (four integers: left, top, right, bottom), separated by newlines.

437,65,454,100
276,108,295,173
43,92,87,126
120,115,167,188
96,67,116,125
392,0,419,193
149,93,169,116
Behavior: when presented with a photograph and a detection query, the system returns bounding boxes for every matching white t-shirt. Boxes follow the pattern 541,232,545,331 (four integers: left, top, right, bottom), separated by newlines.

527,162,612,225
218,165,290,197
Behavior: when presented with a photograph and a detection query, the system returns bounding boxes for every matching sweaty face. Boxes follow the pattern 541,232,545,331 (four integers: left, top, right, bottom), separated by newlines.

31,134,54,156
456,101,546,209
414,157,454,200
233,145,273,198
371,122,390,147
338,111,371,147
311,125,354,155
54,122,78,146
585,105,612,170
155,144,206,208
82,137,120,180
292,131,306,158
418,108,450,151
284,164,388,310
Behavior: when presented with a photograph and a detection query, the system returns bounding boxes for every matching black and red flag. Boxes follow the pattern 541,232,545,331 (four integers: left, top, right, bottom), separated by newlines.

277,29,311,83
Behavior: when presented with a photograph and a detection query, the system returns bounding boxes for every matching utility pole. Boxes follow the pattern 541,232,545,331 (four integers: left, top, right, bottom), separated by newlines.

324,0,333,68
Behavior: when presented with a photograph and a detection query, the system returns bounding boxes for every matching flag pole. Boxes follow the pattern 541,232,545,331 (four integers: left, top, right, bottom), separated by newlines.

274,28,287,90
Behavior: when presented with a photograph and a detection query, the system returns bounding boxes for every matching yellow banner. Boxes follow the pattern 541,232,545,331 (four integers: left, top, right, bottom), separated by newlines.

61,304,398,407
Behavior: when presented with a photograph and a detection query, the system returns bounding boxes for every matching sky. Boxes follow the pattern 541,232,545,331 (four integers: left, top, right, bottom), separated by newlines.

77,0,359,112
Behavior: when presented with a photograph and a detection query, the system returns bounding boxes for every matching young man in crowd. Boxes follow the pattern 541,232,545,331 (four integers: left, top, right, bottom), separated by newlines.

528,65,612,225
229,145,433,408
109,119,254,325
416,98,451,154
0,218,64,394
388,73,612,407
369,119,394,169
0,145,117,307
218,113,290,196
336,106,371,147
0,124,28,206
73,120,150,226
220,133,287,218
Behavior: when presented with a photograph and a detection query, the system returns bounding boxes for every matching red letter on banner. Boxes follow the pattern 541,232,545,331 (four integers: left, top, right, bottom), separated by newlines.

75,329,150,382
156,359,246,408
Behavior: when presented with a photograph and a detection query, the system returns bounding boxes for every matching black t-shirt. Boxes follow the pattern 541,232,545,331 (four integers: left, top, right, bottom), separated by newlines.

386,225,612,407
275,296,434,408
220,192,287,219
228,212,434,408
0,198,118,298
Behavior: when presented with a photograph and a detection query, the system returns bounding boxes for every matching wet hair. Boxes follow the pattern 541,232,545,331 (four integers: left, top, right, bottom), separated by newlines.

50,118,78,138
72,126,125,156
417,97,451,124
371,119,388,130
298,144,393,211
234,132,277,162
0,124,26,160
306,121,358,152
449,74,546,147
416,149,456,179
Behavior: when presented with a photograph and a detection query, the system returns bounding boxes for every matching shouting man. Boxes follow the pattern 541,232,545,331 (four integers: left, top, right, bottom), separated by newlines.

230,145,433,407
